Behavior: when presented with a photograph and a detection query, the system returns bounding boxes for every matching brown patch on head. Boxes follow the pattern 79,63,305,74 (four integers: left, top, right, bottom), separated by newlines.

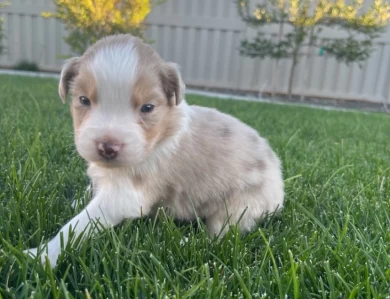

130,67,180,149
71,67,98,104
70,105,89,132
69,66,97,131
131,72,165,110
125,35,185,151
130,37,185,106
141,104,182,150
130,38,166,110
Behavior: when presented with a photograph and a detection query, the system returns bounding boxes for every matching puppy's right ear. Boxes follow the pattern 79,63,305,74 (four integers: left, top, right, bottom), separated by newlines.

59,57,80,103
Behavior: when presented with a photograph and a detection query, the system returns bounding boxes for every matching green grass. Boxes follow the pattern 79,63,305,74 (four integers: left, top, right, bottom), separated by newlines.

1,75,390,298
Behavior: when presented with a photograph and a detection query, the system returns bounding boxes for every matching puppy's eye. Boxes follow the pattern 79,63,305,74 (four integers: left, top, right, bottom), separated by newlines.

79,96,91,106
141,104,155,113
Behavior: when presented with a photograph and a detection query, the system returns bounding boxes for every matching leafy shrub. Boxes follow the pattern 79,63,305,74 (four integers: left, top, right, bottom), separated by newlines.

43,0,160,54
13,61,40,72
0,2,9,55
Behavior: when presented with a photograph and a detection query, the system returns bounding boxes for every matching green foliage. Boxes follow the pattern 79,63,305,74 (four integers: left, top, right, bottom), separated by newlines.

237,0,390,98
240,30,306,59
1,75,390,297
0,2,9,55
43,0,162,54
322,37,373,64
13,60,40,72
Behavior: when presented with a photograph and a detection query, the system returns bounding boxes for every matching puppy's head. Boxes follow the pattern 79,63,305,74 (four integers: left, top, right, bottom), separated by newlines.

59,34,186,168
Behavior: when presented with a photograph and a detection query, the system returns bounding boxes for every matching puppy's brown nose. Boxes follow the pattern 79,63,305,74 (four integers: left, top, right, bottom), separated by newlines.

97,142,121,160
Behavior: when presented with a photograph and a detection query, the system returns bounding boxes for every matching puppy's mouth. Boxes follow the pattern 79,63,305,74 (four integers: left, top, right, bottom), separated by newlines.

94,159,125,168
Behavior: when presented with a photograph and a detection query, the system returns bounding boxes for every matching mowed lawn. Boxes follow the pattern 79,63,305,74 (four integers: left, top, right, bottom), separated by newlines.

0,75,390,298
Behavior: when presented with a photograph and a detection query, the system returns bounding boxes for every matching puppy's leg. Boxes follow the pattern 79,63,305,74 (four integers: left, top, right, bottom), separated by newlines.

24,188,146,267
206,217,229,237
205,205,252,238
206,206,247,237
206,184,283,237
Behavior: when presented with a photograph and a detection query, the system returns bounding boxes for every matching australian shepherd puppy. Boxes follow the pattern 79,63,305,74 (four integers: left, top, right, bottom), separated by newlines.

24,34,284,267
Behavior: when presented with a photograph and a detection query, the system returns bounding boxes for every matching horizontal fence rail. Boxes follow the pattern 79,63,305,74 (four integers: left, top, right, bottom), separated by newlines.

0,0,389,103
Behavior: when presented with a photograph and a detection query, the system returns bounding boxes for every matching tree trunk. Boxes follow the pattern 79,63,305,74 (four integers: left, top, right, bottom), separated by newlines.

288,50,299,100
287,27,306,100
300,27,315,102
271,21,285,98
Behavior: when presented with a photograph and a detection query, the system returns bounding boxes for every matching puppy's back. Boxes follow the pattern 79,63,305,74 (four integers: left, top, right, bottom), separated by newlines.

159,104,284,226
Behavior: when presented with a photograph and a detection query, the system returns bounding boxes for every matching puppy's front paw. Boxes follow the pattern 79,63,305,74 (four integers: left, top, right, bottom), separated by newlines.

23,247,38,259
24,247,46,265
23,243,61,268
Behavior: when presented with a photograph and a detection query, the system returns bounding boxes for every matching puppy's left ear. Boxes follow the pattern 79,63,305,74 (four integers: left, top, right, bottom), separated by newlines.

160,62,185,106
59,57,80,103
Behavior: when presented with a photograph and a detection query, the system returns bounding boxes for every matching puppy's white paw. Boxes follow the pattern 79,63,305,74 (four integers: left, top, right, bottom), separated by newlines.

24,242,61,268
24,247,47,265
23,247,38,259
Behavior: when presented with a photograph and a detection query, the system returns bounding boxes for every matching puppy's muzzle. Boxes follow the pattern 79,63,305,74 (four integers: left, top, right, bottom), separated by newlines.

97,142,122,160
